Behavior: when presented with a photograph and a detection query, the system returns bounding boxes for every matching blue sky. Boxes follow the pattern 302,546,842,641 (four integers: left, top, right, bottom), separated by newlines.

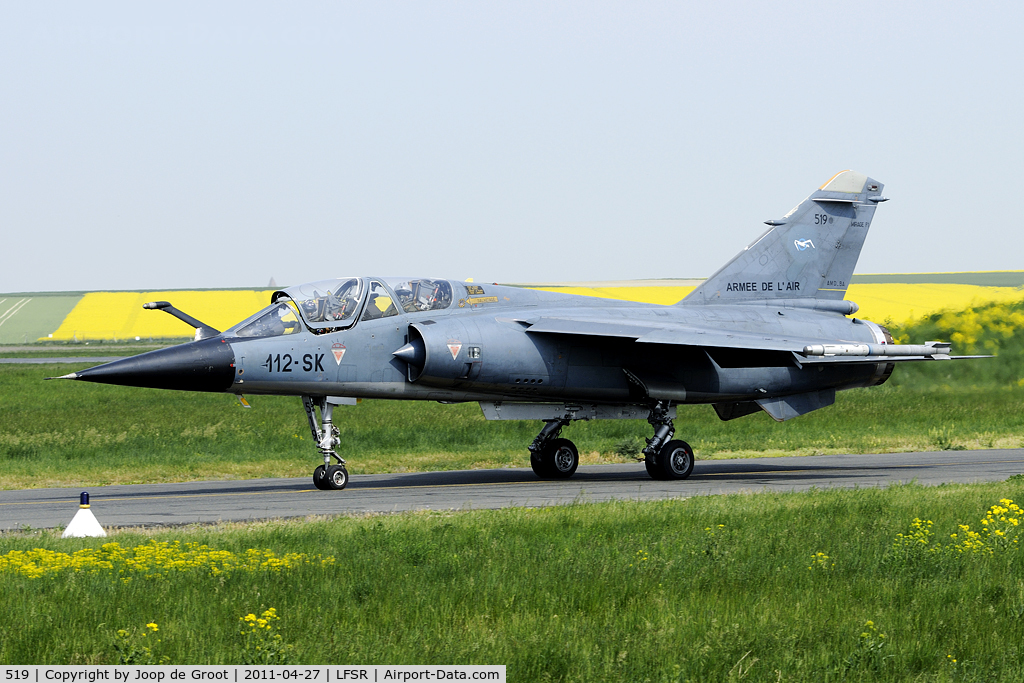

2,2,1021,291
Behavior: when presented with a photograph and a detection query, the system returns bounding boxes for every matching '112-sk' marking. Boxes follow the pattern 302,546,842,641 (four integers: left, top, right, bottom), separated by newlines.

263,353,325,372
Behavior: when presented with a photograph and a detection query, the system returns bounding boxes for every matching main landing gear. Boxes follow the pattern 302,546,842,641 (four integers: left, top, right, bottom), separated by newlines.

527,401,694,481
528,418,579,479
641,401,694,480
303,396,349,490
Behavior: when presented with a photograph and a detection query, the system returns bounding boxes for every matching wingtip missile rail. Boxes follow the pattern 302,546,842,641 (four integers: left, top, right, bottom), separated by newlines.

803,341,952,358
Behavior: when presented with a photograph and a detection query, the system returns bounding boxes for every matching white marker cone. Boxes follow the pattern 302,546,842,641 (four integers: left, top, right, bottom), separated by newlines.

62,492,107,538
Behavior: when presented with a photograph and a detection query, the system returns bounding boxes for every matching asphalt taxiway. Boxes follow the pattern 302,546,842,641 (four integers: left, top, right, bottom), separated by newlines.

2,450,1022,531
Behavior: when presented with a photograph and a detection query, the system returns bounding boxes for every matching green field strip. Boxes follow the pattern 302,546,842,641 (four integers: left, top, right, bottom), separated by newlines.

0,295,83,345
0,291,87,297
0,285,282,297
852,271,1024,286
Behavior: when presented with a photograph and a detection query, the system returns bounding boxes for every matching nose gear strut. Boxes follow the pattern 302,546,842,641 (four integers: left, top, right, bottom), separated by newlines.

303,396,349,490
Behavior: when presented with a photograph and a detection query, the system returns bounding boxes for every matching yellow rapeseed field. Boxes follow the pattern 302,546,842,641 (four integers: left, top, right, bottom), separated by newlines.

533,285,695,306
38,280,1024,341
46,290,275,341
844,284,1024,325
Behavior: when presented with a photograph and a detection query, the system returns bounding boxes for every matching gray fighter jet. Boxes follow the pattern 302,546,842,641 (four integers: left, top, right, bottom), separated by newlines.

55,171,975,490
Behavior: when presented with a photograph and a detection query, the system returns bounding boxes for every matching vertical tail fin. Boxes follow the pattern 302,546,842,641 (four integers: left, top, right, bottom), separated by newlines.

681,170,887,306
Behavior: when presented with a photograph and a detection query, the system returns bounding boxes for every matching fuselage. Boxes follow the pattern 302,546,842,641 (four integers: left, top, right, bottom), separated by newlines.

70,277,893,407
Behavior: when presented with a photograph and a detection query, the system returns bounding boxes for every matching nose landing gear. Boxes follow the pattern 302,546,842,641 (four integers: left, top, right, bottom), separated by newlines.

314,463,349,490
304,396,349,490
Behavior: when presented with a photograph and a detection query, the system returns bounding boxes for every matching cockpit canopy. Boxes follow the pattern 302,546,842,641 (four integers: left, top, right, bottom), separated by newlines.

227,277,457,339
276,278,366,331
386,278,454,313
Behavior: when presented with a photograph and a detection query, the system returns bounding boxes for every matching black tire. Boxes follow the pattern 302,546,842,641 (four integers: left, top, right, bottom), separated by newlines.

530,452,551,478
656,440,694,480
544,438,579,479
313,465,329,490
644,453,666,480
324,464,349,490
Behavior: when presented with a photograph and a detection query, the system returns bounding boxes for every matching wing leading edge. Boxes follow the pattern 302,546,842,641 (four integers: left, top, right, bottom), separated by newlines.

522,316,959,362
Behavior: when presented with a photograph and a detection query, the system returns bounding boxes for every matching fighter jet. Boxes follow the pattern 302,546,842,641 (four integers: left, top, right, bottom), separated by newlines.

54,171,975,490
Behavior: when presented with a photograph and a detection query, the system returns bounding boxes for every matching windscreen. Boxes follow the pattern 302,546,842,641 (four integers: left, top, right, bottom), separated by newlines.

232,302,302,338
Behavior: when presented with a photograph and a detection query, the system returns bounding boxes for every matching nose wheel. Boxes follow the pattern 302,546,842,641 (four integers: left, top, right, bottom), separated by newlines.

313,464,349,490
304,396,349,491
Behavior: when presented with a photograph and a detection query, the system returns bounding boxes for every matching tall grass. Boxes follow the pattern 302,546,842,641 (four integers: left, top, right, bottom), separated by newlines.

2,483,1023,680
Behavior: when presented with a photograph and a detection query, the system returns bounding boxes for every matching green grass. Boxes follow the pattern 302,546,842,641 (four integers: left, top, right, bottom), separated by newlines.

1,483,1023,679
0,295,82,344
2,361,1024,489
0,344,169,358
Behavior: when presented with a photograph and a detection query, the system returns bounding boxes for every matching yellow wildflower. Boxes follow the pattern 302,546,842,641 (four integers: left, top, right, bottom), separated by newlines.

0,541,334,580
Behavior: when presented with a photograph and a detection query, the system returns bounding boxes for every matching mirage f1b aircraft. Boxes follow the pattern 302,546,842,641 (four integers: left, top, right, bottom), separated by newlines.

55,171,973,490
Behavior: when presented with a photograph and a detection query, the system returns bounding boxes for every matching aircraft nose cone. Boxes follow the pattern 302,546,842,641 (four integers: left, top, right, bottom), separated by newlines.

57,338,236,392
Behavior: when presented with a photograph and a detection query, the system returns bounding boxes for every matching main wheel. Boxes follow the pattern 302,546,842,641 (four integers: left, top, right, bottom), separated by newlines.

313,465,329,490
653,440,694,480
324,464,349,490
541,438,579,479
